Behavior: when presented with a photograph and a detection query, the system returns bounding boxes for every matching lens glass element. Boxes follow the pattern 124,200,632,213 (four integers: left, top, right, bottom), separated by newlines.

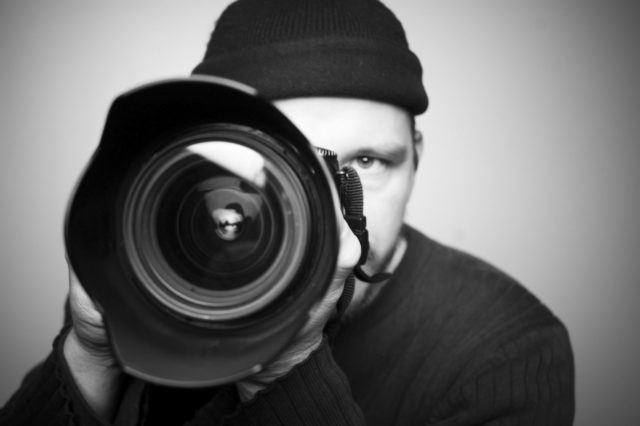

123,129,311,321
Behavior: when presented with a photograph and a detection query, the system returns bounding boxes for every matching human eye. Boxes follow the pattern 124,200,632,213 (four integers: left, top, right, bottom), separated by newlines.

342,144,407,187
350,155,389,175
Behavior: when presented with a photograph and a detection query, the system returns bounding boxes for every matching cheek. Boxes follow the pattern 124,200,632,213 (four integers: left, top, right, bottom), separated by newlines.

362,171,415,262
366,201,405,258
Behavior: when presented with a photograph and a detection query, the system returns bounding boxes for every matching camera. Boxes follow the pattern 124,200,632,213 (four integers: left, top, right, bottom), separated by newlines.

65,76,369,387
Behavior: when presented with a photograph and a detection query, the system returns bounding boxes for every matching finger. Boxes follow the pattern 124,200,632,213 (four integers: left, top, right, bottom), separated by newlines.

68,268,104,326
334,217,362,284
314,218,361,315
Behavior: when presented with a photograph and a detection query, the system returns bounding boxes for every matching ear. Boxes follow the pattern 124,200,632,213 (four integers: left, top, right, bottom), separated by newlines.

412,129,423,170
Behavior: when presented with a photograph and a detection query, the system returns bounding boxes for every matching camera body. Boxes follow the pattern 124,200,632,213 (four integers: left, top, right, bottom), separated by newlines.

65,77,346,387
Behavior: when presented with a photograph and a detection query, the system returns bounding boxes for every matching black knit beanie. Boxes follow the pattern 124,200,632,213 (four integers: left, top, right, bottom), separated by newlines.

192,0,428,115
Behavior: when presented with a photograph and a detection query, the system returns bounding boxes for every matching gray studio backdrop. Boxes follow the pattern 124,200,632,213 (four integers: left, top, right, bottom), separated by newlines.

1,1,639,425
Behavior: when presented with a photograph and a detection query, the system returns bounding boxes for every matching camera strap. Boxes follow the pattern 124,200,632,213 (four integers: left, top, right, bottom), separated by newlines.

338,166,392,285
314,150,391,337
325,166,393,338
324,166,395,340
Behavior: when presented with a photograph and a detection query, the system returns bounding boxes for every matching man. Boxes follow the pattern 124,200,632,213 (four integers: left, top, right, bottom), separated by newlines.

0,0,574,424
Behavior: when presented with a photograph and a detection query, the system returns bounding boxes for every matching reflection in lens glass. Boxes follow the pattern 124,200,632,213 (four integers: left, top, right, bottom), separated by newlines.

158,170,281,291
187,142,267,188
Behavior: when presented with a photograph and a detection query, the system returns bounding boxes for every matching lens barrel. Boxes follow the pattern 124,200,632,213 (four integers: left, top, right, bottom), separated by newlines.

65,77,340,386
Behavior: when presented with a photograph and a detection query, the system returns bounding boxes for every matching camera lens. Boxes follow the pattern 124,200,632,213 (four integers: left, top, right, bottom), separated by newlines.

65,79,343,386
122,126,311,321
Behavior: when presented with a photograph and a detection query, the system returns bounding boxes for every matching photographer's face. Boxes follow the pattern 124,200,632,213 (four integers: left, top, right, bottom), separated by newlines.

274,98,421,275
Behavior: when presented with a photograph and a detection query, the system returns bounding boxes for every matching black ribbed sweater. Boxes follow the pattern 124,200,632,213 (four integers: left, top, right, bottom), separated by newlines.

0,226,574,425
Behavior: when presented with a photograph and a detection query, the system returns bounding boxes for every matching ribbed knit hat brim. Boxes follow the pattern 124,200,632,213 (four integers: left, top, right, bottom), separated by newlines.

192,0,428,115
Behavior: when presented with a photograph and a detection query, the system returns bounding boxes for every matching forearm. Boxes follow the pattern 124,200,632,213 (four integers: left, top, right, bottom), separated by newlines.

63,328,124,421
235,332,322,402
0,328,116,426
186,336,365,425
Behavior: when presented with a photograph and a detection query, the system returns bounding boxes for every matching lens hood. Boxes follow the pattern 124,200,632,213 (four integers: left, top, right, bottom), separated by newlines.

64,76,340,387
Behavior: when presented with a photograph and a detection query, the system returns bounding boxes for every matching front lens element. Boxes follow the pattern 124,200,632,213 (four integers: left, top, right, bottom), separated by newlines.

123,128,311,321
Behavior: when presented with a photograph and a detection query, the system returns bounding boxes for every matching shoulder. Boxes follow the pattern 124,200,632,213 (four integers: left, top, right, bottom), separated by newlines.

392,227,575,422
397,225,574,383
401,225,560,335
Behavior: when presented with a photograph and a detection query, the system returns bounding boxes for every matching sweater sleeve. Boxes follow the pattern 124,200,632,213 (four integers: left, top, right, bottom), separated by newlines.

426,321,575,425
183,336,365,426
0,327,113,426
